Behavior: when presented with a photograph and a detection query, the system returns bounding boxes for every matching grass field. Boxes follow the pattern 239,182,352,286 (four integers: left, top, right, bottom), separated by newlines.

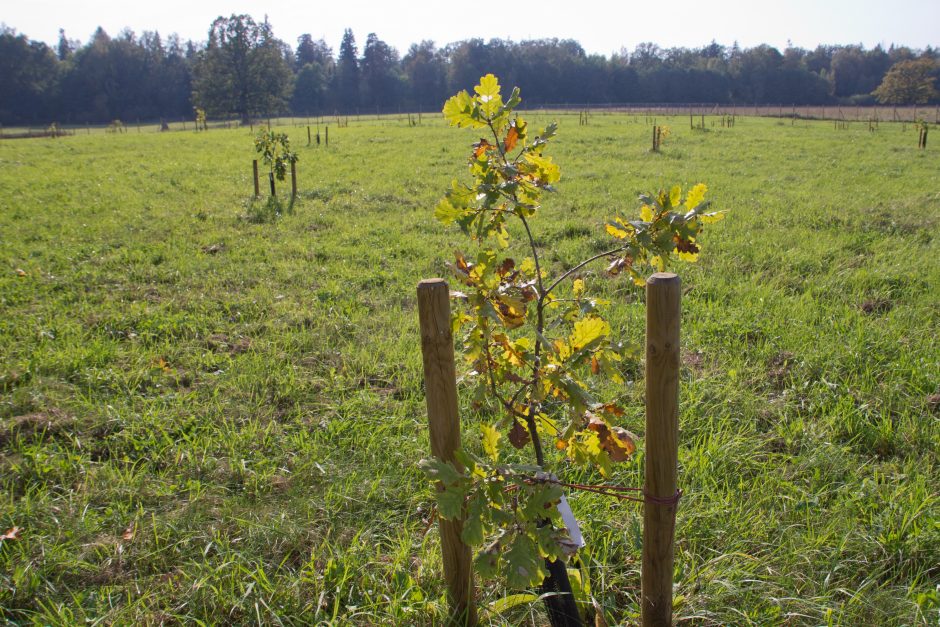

1,111,938,625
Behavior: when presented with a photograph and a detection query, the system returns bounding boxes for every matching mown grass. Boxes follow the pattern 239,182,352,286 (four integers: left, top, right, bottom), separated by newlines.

1,112,937,625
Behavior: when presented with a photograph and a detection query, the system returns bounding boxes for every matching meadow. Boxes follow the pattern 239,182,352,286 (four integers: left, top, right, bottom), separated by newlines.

0,110,938,625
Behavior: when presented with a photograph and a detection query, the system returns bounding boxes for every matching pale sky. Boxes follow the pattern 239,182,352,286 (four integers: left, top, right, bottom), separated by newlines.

4,0,939,56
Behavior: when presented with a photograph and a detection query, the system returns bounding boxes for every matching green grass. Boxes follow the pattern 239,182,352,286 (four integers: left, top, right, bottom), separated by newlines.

1,113,938,625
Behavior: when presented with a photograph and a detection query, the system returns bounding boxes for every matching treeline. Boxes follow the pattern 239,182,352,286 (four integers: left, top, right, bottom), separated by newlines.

2,15,939,125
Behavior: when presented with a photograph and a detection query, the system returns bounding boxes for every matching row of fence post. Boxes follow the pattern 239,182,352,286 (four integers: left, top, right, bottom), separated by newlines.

417,273,681,626
652,125,663,152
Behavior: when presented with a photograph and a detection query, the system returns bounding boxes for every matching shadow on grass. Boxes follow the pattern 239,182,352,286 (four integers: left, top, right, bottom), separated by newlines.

244,195,296,224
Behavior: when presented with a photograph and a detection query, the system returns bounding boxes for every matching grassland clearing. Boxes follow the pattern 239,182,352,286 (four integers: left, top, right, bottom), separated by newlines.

1,113,937,624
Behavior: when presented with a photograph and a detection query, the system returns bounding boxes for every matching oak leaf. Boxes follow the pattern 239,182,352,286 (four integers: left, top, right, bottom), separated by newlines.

508,420,530,449
504,126,520,152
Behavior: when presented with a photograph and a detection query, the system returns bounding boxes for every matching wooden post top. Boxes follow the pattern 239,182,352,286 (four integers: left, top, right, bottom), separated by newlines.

417,277,447,289
647,272,679,283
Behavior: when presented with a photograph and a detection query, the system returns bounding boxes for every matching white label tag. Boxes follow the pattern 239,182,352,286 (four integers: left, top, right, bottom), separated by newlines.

556,495,585,548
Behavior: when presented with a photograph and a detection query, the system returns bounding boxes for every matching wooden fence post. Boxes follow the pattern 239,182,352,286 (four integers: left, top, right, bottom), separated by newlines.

291,161,298,198
642,272,681,627
252,160,260,198
417,279,477,626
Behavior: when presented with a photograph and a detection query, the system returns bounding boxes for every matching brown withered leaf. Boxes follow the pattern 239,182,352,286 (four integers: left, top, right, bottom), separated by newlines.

454,251,470,274
508,419,530,449
503,370,529,384
520,283,538,302
498,258,516,277
1,527,21,541
122,522,136,541
603,427,637,461
587,413,637,462
673,235,700,255
495,299,526,329
504,126,520,152
492,333,512,350
586,413,610,441
15,268,27,277
591,355,600,375
595,402,625,417
473,138,493,159
606,257,627,276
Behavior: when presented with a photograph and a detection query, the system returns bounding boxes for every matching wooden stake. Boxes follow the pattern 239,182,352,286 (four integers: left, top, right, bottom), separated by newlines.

307,126,311,146
417,279,477,626
253,160,260,197
269,172,276,197
642,272,681,627
291,161,297,198
325,126,329,147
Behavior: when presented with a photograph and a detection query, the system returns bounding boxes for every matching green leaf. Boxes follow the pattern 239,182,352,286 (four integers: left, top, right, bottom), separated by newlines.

533,525,566,562
490,593,538,614
474,74,503,117
606,223,629,239
684,183,707,210
698,210,726,224
475,74,500,100
447,179,475,207
461,495,486,545
669,185,681,208
524,153,561,185
481,423,500,461
505,533,544,588
475,548,500,578
534,122,558,144
503,87,522,112
438,486,465,519
570,316,610,350
443,90,482,128
521,483,564,521
419,458,462,486
434,197,464,225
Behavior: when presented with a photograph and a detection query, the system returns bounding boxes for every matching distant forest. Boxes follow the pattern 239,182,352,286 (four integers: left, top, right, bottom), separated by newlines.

2,15,939,125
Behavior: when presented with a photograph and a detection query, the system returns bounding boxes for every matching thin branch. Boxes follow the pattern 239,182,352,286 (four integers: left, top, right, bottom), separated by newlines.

542,246,627,300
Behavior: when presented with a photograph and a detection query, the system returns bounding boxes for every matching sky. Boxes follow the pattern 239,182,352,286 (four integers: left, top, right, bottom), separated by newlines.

4,0,939,57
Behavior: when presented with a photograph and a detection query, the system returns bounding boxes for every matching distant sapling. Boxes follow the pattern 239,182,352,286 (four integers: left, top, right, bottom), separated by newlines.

254,130,298,197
